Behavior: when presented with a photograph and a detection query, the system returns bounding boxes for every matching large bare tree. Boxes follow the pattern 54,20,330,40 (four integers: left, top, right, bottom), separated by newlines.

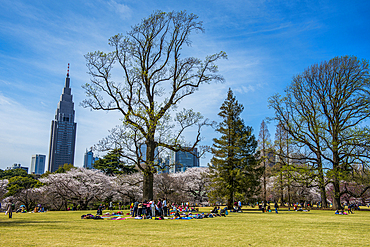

269,56,370,210
82,11,226,200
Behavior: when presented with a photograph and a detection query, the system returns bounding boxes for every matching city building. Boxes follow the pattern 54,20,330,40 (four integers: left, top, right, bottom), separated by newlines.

30,154,46,175
169,148,199,173
83,149,98,169
6,163,28,173
47,65,77,172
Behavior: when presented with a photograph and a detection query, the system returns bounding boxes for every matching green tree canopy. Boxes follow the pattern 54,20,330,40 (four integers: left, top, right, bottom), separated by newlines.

0,168,31,180
93,148,137,175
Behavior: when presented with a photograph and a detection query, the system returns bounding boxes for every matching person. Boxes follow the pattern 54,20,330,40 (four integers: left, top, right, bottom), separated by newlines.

119,201,122,210
109,201,113,211
150,200,156,217
138,202,143,217
157,199,163,216
261,201,265,213
133,200,139,217
6,201,14,218
142,200,147,219
274,201,279,214
97,204,104,215
163,198,167,216
238,200,242,212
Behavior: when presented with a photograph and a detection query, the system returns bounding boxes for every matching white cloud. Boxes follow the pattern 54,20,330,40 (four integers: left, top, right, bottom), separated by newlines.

107,0,132,19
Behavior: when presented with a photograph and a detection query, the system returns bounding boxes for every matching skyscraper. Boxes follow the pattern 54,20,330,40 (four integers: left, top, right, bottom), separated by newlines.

30,154,46,175
169,148,199,173
48,64,77,172
83,149,97,169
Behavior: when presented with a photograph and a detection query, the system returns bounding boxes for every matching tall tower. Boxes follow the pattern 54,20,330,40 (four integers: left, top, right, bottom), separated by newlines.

48,64,77,172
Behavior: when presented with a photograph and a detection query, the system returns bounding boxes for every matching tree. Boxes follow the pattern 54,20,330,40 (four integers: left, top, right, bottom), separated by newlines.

175,167,210,204
209,88,262,208
112,173,143,202
269,56,370,209
5,176,42,211
40,168,113,210
82,10,226,200
0,179,8,201
54,164,76,174
93,148,137,175
258,120,272,202
0,168,31,179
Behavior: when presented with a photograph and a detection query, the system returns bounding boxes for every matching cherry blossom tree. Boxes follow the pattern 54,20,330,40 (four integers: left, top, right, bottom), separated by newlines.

40,168,114,210
0,179,8,201
174,167,210,204
112,173,143,202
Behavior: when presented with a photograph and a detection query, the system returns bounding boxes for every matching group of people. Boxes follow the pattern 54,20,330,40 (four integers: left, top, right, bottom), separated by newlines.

129,200,199,219
259,201,279,213
130,199,168,219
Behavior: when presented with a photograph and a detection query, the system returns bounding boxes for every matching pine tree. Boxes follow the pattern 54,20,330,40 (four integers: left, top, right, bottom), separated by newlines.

93,148,137,175
209,88,262,208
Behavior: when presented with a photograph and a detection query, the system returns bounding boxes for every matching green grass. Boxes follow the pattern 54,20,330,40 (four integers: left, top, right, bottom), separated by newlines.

0,207,369,246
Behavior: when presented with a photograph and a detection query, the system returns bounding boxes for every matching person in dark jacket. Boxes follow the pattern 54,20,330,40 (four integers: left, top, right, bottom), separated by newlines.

7,201,14,218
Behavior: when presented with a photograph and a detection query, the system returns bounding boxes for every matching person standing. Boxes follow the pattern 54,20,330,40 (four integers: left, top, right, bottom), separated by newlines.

133,200,139,217
119,201,122,210
163,198,167,216
274,201,279,214
109,201,113,211
150,200,155,217
157,199,163,216
238,200,242,212
6,201,14,218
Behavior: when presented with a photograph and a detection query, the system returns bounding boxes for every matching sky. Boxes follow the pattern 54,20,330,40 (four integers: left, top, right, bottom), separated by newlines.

0,0,369,170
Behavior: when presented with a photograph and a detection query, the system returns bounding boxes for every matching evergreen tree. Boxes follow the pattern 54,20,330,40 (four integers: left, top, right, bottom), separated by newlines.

93,148,137,175
209,88,262,208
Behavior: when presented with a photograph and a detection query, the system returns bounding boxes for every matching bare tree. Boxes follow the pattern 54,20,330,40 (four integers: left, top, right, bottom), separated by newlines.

82,11,226,200
269,56,370,209
258,120,271,202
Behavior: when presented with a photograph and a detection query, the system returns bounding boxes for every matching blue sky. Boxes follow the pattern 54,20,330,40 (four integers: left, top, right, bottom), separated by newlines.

0,0,369,170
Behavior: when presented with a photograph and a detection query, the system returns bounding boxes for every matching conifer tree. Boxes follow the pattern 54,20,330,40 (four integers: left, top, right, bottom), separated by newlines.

93,148,137,175
209,88,262,208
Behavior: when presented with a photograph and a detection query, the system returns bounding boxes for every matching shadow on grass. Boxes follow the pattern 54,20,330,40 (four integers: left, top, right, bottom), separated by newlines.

0,220,62,226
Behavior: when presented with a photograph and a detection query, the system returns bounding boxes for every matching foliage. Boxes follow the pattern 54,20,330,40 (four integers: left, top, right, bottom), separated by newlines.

54,164,76,174
209,88,262,208
39,168,114,210
0,168,31,179
93,148,137,175
0,179,8,201
81,10,226,200
5,176,42,211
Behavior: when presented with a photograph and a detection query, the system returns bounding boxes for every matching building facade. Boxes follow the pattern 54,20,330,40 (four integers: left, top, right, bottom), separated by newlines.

30,154,46,175
169,148,199,173
83,149,97,169
48,66,77,172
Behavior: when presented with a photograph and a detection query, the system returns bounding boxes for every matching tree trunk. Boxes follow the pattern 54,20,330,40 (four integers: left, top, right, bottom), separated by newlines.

143,170,154,200
317,159,327,208
332,177,341,210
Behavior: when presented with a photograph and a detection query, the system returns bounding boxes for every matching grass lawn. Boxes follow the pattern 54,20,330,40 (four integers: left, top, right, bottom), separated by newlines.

0,207,369,246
